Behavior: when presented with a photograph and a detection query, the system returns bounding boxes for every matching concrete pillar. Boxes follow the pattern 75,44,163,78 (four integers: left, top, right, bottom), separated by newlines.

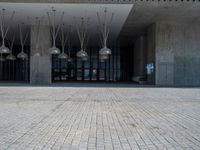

133,35,146,77
155,22,200,86
30,25,52,84
155,22,174,86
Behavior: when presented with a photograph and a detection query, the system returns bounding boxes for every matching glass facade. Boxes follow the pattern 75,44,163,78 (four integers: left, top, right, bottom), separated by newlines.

52,47,121,82
0,45,30,82
0,45,134,83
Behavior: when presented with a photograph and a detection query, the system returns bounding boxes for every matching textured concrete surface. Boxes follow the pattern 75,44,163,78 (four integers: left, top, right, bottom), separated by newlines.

1,1,200,39
0,84,200,150
120,1,200,40
155,22,200,86
30,25,52,84
1,1,200,86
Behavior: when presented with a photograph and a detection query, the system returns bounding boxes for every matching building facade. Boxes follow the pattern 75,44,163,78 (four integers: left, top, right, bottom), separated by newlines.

0,0,199,86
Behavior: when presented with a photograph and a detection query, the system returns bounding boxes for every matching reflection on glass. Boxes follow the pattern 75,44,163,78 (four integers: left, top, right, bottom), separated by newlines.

92,69,97,81
52,49,121,82
77,69,82,80
99,69,105,80
84,69,90,80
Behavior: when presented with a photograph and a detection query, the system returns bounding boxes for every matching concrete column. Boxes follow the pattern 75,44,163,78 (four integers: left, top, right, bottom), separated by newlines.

30,25,52,84
155,22,174,86
155,22,200,86
133,35,146,77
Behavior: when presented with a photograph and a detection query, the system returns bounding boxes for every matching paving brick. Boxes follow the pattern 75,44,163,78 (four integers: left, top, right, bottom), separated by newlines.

0,86,199,150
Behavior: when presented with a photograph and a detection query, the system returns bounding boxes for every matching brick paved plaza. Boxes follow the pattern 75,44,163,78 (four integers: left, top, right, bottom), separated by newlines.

0,84,200,150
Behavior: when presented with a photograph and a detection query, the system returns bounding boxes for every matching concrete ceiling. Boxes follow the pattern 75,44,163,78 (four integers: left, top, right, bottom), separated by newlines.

0,1,200,47
119,1,200,42
0,3,133,46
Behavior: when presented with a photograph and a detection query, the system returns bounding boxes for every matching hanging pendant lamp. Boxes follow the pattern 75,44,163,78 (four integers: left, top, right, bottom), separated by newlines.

17,51,28,60
97,8,114,57
99,46,111,55
97,31,109,62
75,17,89,60
0,9,15,54
48,46,60,55
47,8,64,55
81,41,89,62
17,23,28,60
77,49,88,58
7,54,16,60
0,45,10,54
6,31,16,60
58,52,68,59
58,24,68,59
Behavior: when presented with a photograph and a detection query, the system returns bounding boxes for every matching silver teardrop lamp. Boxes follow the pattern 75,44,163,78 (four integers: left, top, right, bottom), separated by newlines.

97,8,114,58
58,24,68,59
6,31,16,60
17,23,28,60
0,9,15,54
47,8,64,55
75,17,89,60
